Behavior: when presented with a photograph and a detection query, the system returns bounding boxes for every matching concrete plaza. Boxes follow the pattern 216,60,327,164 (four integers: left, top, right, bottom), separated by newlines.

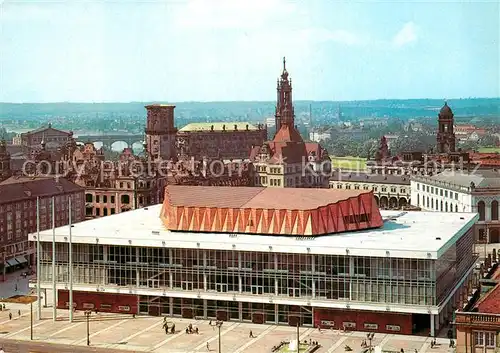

0,302,457,353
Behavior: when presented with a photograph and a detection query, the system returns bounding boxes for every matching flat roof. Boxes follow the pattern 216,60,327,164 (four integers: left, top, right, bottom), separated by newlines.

31,205,478,259
166,185,367,210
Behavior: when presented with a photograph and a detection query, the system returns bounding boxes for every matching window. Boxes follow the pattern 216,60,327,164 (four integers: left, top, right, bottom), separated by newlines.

85,194,93,203
478,201,485,221
95,195,100,203
474,331,496,347
111,196,115,203
121,195,130,204
103,195,107,203
491,200,499,221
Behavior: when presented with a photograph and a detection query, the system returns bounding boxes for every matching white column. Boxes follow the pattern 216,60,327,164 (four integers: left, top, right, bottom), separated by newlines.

68,197,73,323
203,250,207,291
36,197,42,320
51,196,57,321
136,248,140,287
311,254,316,298
169,249,173,289
238,252,242,293
274,253,278,295
349,256,354,300
430,314,435,337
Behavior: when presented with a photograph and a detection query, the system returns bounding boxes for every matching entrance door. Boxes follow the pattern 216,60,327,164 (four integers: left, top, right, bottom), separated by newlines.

182,281,193,291
216,283,228,292
251,285,263,295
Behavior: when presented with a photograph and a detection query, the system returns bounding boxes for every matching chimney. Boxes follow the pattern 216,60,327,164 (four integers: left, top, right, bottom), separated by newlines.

246,124,249,130
234,124,238,131
210,125,214,131
222,125,226,131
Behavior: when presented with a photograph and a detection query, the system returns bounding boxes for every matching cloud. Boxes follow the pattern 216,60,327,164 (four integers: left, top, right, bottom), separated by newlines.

392,22,418,47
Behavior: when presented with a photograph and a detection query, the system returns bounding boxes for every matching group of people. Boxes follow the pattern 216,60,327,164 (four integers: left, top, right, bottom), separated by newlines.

162,317,176,334
185,323,198,334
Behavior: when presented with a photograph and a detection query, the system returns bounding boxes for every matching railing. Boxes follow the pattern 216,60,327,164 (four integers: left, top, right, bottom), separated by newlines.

455,312,500,325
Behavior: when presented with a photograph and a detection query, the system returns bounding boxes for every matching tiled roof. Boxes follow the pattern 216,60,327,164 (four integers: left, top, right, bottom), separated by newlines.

165,185,368,211
0,177,83,204
179,122,259,132
329,172,411,185
474,283,500,314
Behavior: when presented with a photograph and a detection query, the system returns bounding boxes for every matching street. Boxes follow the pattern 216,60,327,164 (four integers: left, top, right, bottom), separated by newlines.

0,338,132,353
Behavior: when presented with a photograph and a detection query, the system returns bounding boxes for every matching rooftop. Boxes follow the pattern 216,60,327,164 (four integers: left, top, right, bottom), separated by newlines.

0,177,83,204
473,283,500,314
178,122,260,132
165,185,367,210
31,204,478,259
414,169,500,189
329,172,410,185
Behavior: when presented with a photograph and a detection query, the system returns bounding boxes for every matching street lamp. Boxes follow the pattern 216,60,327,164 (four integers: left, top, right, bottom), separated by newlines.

215,320,223,353
25,295,37,341
84,310,92,346
367,332,375,352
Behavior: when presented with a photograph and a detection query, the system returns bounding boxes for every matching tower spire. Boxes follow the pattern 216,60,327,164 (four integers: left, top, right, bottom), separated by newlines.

283,56,286,71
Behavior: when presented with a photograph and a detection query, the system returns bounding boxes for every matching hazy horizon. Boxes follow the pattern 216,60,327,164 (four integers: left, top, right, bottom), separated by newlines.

1,97,499,105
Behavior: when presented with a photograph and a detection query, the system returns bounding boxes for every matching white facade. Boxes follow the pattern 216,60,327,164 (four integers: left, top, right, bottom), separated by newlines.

411,172,500,244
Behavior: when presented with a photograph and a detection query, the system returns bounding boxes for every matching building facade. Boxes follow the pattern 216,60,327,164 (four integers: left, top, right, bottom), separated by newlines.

455,270,500,353
0,176,84,281
145,104,178,161
329,172,411,209
32,186,478,337
411,170,500,244
176,122,267,160
250,58,330,188
15,124,74,154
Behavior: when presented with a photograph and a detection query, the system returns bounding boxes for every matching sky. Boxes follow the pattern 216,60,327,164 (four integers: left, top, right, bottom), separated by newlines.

0,0,499,102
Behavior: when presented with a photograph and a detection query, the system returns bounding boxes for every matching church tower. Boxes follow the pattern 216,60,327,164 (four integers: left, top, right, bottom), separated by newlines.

275,57,295,134
0,139,11,181
437,102,456,153
145,104,178,161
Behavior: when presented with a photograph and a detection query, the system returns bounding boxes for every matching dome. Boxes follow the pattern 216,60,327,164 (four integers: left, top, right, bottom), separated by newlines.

439,102,453,116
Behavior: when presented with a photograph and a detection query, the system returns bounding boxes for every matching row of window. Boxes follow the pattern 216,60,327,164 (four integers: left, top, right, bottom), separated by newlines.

416,183,459,200
331,183,407,194
85,194,131,204
477,200,499,221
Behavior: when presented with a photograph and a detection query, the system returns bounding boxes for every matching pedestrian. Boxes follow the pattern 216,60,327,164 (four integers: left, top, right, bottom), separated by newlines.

206,342,210,351
9,313,12,320
14,284,17,291
18,309,21,316
249,330,254,338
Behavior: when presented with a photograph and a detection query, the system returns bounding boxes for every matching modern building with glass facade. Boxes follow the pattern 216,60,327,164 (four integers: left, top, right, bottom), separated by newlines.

30,186,478,336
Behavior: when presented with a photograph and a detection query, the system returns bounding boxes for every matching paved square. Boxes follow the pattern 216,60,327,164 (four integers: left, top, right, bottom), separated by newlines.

0,304,457,353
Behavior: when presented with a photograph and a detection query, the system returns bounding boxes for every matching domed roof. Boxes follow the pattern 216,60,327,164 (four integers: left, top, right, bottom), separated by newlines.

439,102,453,116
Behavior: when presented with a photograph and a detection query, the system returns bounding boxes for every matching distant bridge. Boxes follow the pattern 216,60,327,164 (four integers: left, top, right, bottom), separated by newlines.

75,134,144,149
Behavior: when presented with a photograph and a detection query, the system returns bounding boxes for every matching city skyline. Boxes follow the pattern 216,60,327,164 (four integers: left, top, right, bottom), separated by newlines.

1,0,499,103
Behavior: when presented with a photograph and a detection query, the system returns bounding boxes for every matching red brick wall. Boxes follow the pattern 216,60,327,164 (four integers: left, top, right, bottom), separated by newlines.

314,308,413,335
57,290,138,314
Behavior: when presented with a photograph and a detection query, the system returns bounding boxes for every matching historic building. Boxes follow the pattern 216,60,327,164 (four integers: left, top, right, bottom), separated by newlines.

437,102,456,154
176,122,267,160
32,185,478,336
329,172,411,210
13,124,74,154
367,103,471,176
411,170,500,245
144,104,178,161
0,176,84,281
455,263,500,353
250,58,330,188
